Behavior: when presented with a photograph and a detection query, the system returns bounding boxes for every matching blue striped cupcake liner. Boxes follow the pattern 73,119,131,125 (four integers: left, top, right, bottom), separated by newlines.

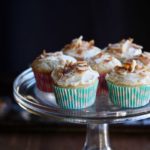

107,80,150,108
53,80,98,109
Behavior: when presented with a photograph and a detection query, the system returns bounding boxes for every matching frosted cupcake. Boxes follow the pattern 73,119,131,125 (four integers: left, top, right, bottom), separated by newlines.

106,60,150,108
88,52,121,95
125,52,150,69
104,38,142,61
31,50,76,92
62,36,101,60
51,61,99,109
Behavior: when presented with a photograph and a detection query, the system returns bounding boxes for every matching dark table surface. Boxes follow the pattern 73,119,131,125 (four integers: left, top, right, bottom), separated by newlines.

0,124,150,150
0,97,150,150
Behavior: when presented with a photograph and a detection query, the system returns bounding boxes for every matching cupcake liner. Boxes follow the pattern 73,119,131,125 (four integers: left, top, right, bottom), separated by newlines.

53,80,98,109
33,71,53,92
97,74,108,96
107,80,150,108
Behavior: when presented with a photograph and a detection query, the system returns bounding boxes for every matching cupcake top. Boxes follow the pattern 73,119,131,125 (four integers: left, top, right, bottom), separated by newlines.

31,50,76,73
51,61,99,87
125,52,150,69
62,36,101,60
105,38,142,60
106,60,150,86
88,52,122,74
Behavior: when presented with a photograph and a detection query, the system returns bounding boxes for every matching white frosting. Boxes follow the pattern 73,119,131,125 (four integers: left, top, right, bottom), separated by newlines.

123,47,141,59
51,62,99,87
125,51,150,69
105,38,142,60
62,36,101,60
106,61,150,86
143,51,150,57
88,53,122,73
32,51,76,72
65,46,101,60
106,70,150,86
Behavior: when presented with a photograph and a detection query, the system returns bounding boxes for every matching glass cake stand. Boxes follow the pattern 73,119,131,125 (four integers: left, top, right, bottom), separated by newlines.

13,68,150,150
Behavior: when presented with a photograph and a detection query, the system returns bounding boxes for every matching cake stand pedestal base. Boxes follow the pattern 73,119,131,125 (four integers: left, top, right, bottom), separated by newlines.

83,124,111,150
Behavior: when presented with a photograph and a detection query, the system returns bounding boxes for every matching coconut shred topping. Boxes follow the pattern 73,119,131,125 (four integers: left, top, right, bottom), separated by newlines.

31,50,76,72
106,60,150,86
62,36,101,60
125,52,150,69
88,52,122,73
51,61,99,87
105,38,142,60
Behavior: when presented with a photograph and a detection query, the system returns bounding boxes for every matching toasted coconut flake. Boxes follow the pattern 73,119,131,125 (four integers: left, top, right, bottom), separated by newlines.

77,49,83,54
77,66,88,71
92,52,103,60
88,40,95,47
59,61,89,74
37,50,62,60
128,38,134,43
138,54,150,65
76,36,83,46
104,59,111,63
131,43,143,49
131,60,136,72
115,59,142,74
76,61,87,65
107,38,143,55
63,36,96,53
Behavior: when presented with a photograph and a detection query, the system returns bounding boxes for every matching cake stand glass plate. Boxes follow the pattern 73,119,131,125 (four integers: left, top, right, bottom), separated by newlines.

13,68,150,150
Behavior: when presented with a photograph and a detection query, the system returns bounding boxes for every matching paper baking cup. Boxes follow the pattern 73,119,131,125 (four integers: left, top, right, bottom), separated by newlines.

33,71,53,92
107,81,150,108
97,74,108,96
53,80,98,109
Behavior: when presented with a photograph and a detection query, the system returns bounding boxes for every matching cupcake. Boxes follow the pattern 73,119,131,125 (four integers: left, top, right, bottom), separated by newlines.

62,36,101,60
31,50,76,92
106,60,150,108
104,38,142,61
88,52,122,95
125,52,150,69
51,61,99,109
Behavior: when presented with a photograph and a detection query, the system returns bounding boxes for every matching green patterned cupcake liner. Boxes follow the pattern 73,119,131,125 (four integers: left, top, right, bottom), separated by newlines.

53,80,98,109
107,80,150,108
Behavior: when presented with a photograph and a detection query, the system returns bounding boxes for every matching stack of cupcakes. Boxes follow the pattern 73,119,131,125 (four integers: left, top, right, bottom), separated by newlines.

31,36,150,109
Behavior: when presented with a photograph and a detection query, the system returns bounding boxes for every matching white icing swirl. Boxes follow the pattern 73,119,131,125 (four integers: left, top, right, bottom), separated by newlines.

106,61,150,86
125,51,150,69
32,51,76,72
105,38,142,60
62,36,101,60
88,52,122,73
51,61,99,87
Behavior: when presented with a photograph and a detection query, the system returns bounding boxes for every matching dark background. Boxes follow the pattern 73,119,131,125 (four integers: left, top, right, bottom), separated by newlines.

1,2,150,149
2,0,150,96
